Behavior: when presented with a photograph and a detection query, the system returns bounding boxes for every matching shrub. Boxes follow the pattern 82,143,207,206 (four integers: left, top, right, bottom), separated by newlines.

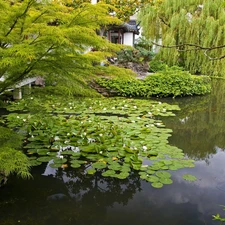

96,69,211,98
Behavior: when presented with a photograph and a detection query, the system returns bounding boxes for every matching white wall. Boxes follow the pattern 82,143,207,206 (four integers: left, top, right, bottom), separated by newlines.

123,33,134,46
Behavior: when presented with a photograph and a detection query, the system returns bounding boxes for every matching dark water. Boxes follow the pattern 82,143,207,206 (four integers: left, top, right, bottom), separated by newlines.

1,80,225,225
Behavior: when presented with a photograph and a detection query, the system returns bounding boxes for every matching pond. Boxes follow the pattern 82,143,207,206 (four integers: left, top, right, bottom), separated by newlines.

1,79,225,225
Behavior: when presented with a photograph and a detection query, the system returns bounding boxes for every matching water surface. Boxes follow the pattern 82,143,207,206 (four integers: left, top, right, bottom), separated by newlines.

1,80,225,225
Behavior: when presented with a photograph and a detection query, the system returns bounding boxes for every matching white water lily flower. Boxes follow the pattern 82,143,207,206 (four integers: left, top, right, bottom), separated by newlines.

83,132,87,136
162,108,166,112
103,108,106,110
158,102,162,104
133,106,137,109
59,155,64,159
89,107,92,109
142,146,147,151
99,133,103,136
137,117,141,119
88,138,96,143
64,108,67,110
17,116,20,118
124,105,128,107
131,120,136,123
111,107,115,110
30,97,33,100
99,151,103,154
55,136,60,141
70,107,73,109
121,107,124,110
23,119,26,122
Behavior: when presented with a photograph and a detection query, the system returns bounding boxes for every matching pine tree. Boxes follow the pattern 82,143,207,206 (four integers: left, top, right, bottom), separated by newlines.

139,0,225,76
0,0,120,94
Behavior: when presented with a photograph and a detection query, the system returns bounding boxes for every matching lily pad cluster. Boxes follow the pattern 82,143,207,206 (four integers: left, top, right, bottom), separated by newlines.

4,97,196,188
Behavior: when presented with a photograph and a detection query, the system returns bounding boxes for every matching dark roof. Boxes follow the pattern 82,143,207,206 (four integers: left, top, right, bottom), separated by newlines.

108,20,140,35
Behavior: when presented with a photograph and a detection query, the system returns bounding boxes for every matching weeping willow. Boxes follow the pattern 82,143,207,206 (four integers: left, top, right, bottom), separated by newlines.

139,0,225,76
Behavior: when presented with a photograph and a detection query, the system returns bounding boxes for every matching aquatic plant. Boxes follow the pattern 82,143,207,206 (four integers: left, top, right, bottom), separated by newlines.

4,97,197,188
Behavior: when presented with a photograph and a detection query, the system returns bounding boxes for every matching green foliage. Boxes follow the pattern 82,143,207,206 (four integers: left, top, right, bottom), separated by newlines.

134,37,153,51
0,127,31,185
139,0,225,76
3,95,197,188
213,205,225,224
182,174,197,181
0,0,120,94
117,47,155,63
149,60,185,73
96,69,211,97
93,65,137,78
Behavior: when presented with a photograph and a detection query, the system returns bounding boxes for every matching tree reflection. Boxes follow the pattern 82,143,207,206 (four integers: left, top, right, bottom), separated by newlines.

161,79,225,161
0,165,141,225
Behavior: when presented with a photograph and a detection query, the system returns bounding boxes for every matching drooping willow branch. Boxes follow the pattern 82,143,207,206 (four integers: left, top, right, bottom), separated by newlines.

151,41,225,60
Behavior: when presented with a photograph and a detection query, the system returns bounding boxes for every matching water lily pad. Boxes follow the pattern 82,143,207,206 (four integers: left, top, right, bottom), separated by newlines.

146,169,155,175
147,175,159,183
160,177,173,184
86,169,96,175
102,170,116,177
37,149,49,155
151,182,163,188
53,158,67,164
71,163,81,168
155,171,171,178
49,163,62,168
37,156,53,162
29,160,42,166
182,174,197,181
92,162,107,169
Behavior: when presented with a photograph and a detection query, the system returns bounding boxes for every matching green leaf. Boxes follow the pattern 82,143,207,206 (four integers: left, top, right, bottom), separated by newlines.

102,170,116,177
86,169,96,175
182,174,197,182
151,182,163,188
92,162,107,169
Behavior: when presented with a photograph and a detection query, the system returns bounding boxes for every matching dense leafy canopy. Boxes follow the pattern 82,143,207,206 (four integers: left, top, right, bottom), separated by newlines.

0,0,120,94
139,0,225,76
0,127,31,186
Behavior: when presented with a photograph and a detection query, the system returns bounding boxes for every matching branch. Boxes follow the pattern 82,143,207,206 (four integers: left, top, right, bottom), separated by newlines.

5,0,35,37
152,41,225,51
152,41,225,60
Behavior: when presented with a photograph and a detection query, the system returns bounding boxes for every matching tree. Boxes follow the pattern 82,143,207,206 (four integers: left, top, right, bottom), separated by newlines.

100,0,154,21
0,126,31,187
139,0,225,76
0,0,120,94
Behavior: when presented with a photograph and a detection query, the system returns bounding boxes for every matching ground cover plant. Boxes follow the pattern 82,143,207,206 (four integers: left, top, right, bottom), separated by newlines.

2,96,197,188
96,68,211,97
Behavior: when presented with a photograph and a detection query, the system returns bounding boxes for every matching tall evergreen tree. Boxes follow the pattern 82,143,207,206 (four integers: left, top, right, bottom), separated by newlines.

139,0,225,76
0,0,120,94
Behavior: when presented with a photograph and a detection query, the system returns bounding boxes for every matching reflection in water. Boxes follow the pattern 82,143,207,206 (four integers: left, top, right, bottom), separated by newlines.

2,80,225,225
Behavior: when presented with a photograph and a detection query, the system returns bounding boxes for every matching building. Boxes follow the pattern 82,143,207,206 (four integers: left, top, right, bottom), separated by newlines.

91,0,140,47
